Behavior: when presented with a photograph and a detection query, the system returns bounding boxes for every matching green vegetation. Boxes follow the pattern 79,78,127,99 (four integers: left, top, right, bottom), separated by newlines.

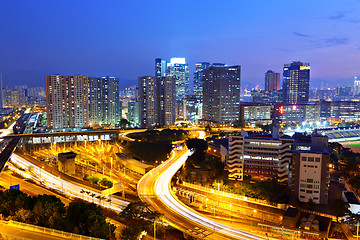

125,140,172,163
99,178,113,188
121,129,188,163
118,118,131,129
83,174,100,184
0,188,115,238
83,174,113,188
119,201,163,240
330,142,360,175
347,143,360,148
210,179,289,203
128,129,189,142
182,138,224,183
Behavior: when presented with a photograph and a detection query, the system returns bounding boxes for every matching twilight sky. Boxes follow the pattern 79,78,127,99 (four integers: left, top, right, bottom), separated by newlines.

1,0,360,90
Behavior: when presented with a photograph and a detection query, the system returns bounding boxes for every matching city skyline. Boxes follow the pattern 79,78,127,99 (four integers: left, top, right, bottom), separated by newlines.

1,1,360,89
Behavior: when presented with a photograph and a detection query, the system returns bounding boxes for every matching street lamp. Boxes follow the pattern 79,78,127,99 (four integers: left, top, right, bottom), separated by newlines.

110,157,113,179
217,182,220,207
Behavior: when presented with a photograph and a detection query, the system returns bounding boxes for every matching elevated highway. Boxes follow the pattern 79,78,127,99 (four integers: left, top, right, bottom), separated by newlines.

138,131,267,240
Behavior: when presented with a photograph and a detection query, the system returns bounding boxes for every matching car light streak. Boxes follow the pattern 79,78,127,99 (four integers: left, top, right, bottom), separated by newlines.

139,130,266,240
9,154,128,211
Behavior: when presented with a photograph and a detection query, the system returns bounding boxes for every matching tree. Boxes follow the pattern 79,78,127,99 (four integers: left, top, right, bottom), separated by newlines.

205,124,212,132
0,189,31,216
99,178,113,188
66,200,115,238
120,226,142,240
32,194,66,229
119,119,130,129
185,138,207,164
11,208,33,223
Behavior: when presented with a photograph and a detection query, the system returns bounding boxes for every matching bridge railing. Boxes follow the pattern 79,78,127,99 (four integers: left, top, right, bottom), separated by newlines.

1,220,104,240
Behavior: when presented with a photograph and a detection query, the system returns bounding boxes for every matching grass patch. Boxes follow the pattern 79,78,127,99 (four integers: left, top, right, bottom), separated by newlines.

347,143,360,148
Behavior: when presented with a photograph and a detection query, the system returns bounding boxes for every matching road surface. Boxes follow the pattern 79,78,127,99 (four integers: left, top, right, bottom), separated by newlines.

138,131,267,240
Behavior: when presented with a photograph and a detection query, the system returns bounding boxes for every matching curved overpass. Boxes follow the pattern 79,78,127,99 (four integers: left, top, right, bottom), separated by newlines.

137,131,266,240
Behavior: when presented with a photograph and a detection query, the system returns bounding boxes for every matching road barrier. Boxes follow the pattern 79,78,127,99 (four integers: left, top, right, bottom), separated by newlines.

1,220,104,240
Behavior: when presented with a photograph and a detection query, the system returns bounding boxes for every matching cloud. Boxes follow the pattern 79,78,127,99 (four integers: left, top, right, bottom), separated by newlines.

328,11,360,23
328,13,345,20
293,32,311,38
324,37,349,46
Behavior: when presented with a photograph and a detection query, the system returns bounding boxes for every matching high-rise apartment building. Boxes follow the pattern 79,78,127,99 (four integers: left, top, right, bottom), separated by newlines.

46,75,89,129
193,62,210,96
46,75,69,129
128,101,139,127
68,75,89,128
139,76,158,127
101,77,121,125
166,58,189,101
138,76,175,127
10,89,20,108
265,70,280,91
283,61,310,104
89,77,102,126
158,76,176,126
202,65,241,123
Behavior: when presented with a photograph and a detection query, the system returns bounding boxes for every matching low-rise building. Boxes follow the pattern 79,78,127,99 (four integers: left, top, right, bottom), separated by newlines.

228,129,293,182
239,103,272,127
58,152,76,175
273,103,320,125
291,135,330,204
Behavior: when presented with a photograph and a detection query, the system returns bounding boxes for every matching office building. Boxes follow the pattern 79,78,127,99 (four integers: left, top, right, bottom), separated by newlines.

273,103,320,125
239,103,272,126
319,101,360,120
181,94,202,124
228,130,293,182
354,77,360,96
283,61,310,104
101,77,121,125
166,57,189,101
193,62,210,96
291,135,329,204
265,70,280,91
202,65,241,123
251,89,283,103
155,58,167,78
89,77,102,126
335,86,352,100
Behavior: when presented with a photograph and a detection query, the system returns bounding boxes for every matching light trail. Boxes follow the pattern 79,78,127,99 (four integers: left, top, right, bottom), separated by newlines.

139,130,267,240
9,154,128,211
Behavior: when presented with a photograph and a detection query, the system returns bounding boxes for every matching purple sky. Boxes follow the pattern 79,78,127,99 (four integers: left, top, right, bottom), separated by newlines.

1,0,360,90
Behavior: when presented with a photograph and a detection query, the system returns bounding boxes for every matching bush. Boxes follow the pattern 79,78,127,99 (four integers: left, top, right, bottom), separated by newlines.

99,178,113,188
